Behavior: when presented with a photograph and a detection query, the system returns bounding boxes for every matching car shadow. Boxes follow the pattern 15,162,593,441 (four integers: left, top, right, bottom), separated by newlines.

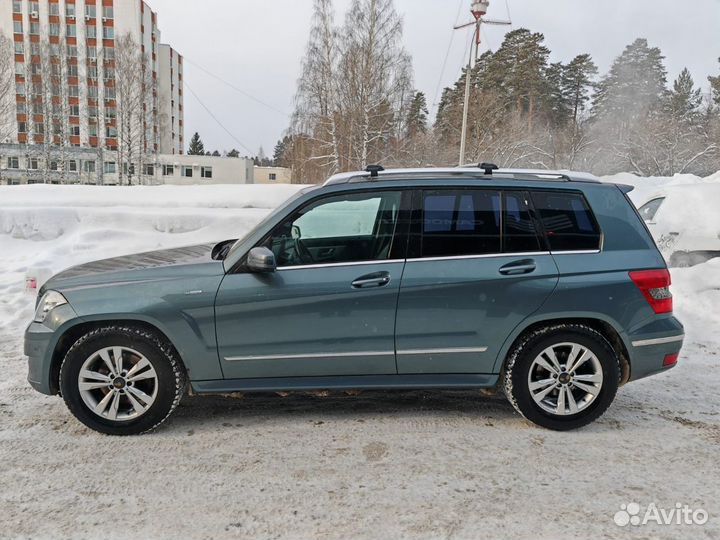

169,389,518,427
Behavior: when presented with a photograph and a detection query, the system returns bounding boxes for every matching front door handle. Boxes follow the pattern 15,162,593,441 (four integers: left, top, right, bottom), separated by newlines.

499,259,537,276
352,271,391,289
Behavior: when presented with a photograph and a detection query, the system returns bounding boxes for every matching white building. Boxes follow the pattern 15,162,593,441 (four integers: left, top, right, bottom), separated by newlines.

158,154,254,185
0,0,183,154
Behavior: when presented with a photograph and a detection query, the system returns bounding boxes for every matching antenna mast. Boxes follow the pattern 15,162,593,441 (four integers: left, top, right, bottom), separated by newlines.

455,1,511,166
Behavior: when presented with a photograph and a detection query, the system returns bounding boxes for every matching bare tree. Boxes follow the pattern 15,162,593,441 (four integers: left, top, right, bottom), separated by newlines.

0,33,15,144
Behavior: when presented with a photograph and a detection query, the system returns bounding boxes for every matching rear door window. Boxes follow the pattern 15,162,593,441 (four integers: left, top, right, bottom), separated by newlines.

421,190,501,257
503,191,541,253
638,197,665,222
530,191,601,252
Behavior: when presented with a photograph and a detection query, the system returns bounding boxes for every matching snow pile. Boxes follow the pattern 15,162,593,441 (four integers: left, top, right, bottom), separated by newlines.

602,170,720,205
0,184,304,330
671,258,720,343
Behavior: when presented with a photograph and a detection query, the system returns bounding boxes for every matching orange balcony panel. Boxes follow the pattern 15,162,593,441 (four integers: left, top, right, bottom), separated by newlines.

103,39,114,47
70,135,80,145
69,117,80,125
18,133,28,143
34,134,44,144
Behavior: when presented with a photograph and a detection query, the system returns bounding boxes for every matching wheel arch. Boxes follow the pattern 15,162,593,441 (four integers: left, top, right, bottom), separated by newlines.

494,316,631,386
48,318,186,395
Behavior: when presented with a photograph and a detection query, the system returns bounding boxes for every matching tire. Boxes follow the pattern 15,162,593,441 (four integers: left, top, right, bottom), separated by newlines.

503,324,621,431
59,325,186,435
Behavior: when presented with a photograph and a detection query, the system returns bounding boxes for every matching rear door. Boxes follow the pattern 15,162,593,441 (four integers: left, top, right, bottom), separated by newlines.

395,189,559,374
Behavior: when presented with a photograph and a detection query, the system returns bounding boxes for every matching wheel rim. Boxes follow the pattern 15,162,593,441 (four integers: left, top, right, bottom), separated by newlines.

78,346,158,422
527,342,603,416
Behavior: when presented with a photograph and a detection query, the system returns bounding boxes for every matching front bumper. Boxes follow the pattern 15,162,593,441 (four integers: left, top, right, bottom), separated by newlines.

626,315,684,381
24,303,81,395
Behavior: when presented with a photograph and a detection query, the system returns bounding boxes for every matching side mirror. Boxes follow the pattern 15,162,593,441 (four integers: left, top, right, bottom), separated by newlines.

246,247,276,273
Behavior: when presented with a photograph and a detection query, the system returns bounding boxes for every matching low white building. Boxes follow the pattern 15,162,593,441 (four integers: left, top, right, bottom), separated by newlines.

158,154,254,185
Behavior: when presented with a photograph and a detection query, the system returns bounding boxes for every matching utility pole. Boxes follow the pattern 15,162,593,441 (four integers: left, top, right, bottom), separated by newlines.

454,1,511,166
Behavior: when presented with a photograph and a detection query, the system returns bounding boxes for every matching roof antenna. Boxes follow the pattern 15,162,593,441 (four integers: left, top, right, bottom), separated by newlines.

365,165,385,178
479,162,499,175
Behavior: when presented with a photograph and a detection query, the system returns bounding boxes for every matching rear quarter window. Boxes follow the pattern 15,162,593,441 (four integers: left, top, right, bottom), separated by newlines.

531,191,601,252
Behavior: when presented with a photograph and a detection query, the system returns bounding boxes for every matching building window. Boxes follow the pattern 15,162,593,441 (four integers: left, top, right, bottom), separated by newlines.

67,45,78,57
103,161,116,174
16,102,26,114
69,85,79,97
103,47,114,60
70,125,80,136
28,158,39,170
66,24,76,37
29,22,39,35
30,62,41,75
102,26,114,39
17,121,27,133
14,62,23,75
144,164,154,176
88,86,98,98
87,66,98,79
86,47,97,59
49,23,60,37
66,3,75,17
87,25,97,39
66,160,77,172
13,21,22,34
84,160,96,173
31,101,42,114
102,5,114,18
85,4,97,17
105,126,117,137
201,166,213,179
12,1,21,13
104,68,115,80
49,161,59,171
269,173,277,181
105,87,116,99
182,166,193,178
49,3,59,16
105,106,116,118
162,164,174,176
67,64,79,76
7,157,20,169
14,42,23,54
69,104,80,116
16,82,25,96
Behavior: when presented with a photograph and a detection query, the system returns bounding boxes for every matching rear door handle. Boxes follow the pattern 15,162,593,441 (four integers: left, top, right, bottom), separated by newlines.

352,271,391,289
499,259,537,276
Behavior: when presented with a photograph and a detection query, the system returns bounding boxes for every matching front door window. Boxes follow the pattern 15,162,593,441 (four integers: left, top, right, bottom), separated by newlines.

261,191,402,267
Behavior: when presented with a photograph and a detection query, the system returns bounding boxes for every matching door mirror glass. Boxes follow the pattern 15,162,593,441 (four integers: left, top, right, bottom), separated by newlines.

246,247,276,273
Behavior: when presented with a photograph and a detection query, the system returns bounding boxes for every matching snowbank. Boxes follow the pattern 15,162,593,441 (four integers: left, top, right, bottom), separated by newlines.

601,170,720,205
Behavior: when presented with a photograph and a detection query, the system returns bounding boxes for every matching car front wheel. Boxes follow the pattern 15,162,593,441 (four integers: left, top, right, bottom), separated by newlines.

59,326,186,435
503,324,621,431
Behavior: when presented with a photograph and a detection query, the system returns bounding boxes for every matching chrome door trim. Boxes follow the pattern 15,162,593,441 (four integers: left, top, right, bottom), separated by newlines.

225,350,394,362
631,334,685,347
550,250,601,255
276,259,405,271
397,347,488,355
405,252,550,263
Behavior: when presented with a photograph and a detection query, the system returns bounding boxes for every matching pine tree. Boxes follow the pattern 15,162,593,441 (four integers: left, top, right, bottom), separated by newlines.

187,132,205,155
707,58,720,106
563,54,598,128
667,68,702,120
226,148,240,158
405,92,428,139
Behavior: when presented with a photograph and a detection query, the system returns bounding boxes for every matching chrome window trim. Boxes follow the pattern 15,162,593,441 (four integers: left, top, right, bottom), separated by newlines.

406,251,550,263
225,351,394,362
276,259,405,271
550,249,601,255
631,334,685,347
397,347,488,355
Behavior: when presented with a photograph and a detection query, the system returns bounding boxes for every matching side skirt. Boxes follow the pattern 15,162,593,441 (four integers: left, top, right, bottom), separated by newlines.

191,373,499,394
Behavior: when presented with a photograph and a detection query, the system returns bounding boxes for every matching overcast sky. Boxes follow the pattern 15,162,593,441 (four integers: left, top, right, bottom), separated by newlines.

147,0,720,157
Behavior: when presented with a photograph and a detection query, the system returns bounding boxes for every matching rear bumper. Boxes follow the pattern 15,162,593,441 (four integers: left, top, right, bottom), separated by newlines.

626,316,684,381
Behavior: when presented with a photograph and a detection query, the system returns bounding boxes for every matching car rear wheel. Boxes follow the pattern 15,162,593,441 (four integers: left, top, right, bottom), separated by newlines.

503,324,621,431
59,326,186,435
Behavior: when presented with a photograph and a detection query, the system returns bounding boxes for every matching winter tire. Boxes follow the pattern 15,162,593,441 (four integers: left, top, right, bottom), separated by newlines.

59,326,186,435
503,323,621,431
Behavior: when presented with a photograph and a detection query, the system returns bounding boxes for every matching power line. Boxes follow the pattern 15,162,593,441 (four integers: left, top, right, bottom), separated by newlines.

183,57,290,118
183,80,254,155
432,0,467,108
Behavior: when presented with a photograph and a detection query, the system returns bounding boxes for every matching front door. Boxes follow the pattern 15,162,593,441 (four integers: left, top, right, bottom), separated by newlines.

215,189,409,379
395,189,559,374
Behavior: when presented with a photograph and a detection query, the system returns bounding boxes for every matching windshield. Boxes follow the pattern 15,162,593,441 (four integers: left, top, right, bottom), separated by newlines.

225,185,321,260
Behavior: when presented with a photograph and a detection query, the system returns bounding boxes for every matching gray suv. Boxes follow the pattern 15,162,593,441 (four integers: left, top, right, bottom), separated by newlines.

25,165,684,435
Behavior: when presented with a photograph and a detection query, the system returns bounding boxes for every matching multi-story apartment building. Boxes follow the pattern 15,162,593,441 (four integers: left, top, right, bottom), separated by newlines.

0,0,183,164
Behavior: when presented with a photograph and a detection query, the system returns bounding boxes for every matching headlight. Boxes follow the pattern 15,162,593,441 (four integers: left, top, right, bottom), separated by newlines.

33,291,68,323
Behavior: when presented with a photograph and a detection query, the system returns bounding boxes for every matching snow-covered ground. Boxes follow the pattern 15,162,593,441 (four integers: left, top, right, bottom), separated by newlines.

0,179,719,539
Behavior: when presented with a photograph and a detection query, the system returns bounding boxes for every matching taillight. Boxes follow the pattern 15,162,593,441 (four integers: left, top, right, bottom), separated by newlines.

629,269,673,314
663,353,679,367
